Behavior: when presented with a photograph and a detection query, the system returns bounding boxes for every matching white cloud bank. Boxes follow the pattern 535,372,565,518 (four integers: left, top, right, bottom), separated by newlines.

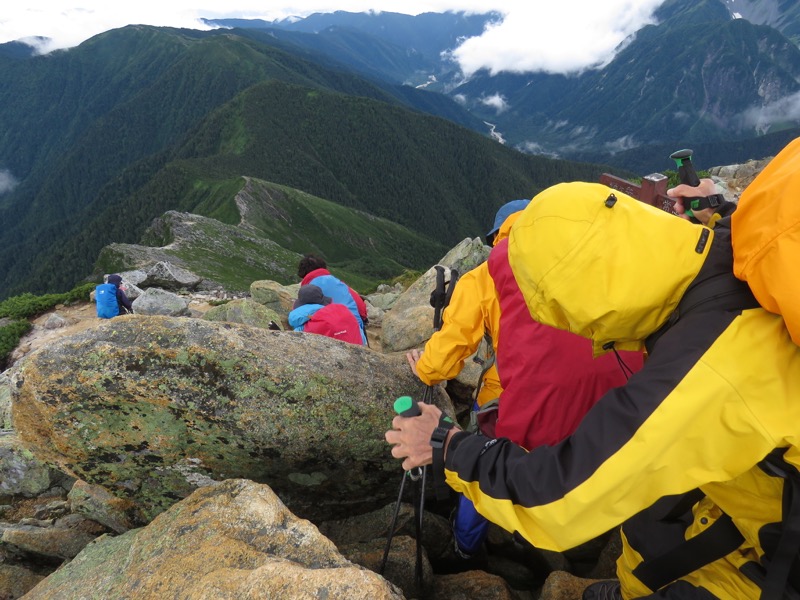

741,90,800,134
0,1,668,75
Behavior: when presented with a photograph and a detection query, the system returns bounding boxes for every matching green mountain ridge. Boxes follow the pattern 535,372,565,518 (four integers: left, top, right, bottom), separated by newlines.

95,177,446,293
0,29,624,300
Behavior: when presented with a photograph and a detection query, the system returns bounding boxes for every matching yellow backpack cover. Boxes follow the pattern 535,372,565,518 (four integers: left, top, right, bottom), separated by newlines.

732,137,800,345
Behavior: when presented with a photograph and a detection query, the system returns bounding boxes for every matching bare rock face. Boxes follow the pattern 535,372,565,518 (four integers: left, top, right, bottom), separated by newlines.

131,287,191,316
11,316,452,524
0,564,45,599
22,479,404,600
381,237,490,353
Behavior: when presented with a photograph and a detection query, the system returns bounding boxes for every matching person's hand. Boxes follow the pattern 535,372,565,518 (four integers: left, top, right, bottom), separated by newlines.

406,349,422,377
667,178,719,224
385,402,460,471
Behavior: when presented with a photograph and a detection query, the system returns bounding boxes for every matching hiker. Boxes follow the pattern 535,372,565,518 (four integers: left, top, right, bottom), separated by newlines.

386,180,800,599
288,284,363,345
297,254,368,344
405,202,527,421
95,274,133,319
407,199,644,568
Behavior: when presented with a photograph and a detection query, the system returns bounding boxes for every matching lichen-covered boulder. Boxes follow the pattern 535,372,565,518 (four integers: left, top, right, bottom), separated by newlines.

202,298,283,330
11,316,451,524
22,479,404,600
250,280,298,315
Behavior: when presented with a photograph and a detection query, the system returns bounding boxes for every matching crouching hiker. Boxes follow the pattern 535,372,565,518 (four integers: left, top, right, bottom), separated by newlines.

95,274,133,319
288,284,364,345
386,180,800,599
297,254,369,344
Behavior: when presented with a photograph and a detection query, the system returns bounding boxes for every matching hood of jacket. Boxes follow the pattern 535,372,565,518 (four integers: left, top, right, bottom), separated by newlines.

507,182,713,355
288,303,323,329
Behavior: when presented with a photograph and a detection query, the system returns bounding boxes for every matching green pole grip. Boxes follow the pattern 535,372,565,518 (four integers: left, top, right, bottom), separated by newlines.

394,396,421,417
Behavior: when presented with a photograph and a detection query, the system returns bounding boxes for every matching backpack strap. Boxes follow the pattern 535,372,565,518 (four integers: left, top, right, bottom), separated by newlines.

632,509,744,591
759,449,800,600
430,266,447,331
430,266,459,331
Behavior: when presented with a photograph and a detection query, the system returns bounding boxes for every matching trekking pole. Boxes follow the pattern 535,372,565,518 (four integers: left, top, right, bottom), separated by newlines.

669,149,722,219
379,396,425,576
380,265,458,594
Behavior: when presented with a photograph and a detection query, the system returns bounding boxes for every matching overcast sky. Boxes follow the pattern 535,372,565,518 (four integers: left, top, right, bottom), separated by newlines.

1,1,668,75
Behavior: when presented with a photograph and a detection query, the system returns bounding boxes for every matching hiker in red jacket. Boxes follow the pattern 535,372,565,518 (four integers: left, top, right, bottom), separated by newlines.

298,254,368,344
288,284,364,345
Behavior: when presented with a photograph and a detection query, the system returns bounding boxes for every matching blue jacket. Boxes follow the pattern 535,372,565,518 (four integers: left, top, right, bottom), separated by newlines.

300,269,367,344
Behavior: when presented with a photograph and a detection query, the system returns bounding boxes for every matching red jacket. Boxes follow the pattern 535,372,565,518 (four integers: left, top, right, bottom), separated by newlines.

288,302,364,345
488,238,644,449
300,268,368,323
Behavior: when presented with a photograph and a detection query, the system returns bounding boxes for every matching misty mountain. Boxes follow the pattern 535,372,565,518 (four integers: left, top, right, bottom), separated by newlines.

204,0,800,172
723,0,800,43
0,25,615,299
204,10,498,89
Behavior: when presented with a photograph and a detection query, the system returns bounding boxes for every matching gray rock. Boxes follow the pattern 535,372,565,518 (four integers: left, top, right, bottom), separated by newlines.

364,301,385,327
0,373,12,430
131,287,190,316
433,570,519,599
202,298,283,330
539,571,605,600
142,261,203,291
0,564,45,600
1,522,97,560
43,313,67,330
0,433,53,497
117,269,148,288
11,315,453,524
366,292,401,311
68,480,136,534
381,237,490,353
250,279,298,315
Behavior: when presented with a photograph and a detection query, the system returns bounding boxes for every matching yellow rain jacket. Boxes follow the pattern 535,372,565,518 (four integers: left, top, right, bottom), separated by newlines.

413,213,527,407
414,261,502,407
443,182,800,599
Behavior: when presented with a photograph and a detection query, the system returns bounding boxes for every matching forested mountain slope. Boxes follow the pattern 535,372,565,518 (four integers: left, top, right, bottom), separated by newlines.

0,26,621,298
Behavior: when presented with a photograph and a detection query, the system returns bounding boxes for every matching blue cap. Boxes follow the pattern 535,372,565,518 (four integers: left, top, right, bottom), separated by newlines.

486,199,530,239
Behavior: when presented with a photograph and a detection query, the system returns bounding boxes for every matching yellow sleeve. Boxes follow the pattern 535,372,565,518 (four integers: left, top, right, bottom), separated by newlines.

444,312,791,552
415,265,494,386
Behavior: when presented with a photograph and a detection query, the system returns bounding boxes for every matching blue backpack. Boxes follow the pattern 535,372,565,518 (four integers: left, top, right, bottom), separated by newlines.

95,283,119,319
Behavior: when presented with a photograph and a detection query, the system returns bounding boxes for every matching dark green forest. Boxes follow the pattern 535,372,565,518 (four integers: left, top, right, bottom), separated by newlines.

0,26,624,299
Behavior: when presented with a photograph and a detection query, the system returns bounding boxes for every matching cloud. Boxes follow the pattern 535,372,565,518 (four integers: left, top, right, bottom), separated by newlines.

480,93,509,114
0,169,19,195
604,134,638,154
0,3,212,52
741,90,800,134
0,1,670,74
450,2,666,75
